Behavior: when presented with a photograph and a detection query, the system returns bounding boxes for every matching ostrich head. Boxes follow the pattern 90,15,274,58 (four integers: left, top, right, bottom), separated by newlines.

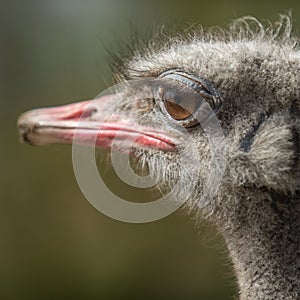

17,16,300,299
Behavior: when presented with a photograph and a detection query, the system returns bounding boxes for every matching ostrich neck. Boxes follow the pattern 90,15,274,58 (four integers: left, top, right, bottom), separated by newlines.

217,191,300,300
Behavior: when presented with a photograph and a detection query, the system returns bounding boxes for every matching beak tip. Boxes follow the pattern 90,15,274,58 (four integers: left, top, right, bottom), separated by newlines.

17,127,29,145
17,116,34,146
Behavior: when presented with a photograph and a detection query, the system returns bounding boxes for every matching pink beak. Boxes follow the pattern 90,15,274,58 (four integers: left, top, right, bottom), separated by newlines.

17,95,176,151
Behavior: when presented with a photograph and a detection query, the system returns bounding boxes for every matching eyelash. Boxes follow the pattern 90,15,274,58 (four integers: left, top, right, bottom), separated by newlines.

157,69,223,128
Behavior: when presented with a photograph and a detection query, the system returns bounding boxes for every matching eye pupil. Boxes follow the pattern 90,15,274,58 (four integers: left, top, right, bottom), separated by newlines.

164,100,192,120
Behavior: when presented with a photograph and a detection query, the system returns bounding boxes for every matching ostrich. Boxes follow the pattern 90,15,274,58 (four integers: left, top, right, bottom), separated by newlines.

17,16,300,299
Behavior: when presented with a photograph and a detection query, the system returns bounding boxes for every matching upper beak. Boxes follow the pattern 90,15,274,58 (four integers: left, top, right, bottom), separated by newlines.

17,94,176,151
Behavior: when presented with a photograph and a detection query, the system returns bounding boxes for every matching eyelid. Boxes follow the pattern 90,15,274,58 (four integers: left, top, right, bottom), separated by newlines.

159,69,222,113
157,69,223,127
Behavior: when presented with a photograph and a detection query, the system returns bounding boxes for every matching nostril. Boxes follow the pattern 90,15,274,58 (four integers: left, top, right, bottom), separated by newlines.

80,108,98,118
61,107,98,120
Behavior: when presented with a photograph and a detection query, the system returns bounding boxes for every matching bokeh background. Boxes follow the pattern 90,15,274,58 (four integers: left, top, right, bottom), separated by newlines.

2,1,300,299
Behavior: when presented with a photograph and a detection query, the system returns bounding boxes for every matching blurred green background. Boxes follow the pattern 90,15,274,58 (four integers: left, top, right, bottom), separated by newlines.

2,1,300,299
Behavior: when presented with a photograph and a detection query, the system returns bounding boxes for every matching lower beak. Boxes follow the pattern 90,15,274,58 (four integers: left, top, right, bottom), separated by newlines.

17,95,176,151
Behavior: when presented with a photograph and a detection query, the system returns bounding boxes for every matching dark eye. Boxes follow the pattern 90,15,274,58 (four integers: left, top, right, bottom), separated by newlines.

161,88,202,121
158,69,223,128
164,100,192,120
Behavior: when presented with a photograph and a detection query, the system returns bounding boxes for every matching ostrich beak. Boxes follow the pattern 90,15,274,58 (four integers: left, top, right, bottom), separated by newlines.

17,95,176,151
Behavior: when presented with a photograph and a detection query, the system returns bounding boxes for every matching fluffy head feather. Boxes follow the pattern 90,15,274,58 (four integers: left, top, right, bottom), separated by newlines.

109,16,300,298
108,14,300,210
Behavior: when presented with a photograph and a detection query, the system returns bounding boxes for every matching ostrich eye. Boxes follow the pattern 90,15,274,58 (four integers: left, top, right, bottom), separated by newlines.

160,88,201,121
164,100,192,120
158,69,223,128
